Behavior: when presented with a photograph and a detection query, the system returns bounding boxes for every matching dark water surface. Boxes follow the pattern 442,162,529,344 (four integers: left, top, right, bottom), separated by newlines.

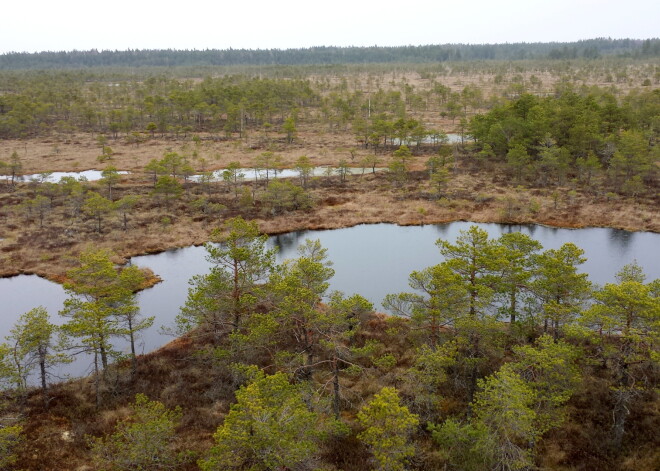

1,222,658,378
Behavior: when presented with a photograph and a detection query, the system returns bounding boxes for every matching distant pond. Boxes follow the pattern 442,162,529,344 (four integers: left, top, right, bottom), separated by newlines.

191,166,384,182
1,222,658,378
5,170,130,182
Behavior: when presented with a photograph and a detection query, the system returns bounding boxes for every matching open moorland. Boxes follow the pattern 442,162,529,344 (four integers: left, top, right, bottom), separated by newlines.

0,42,659,471
0,127,658,280
1,56,659,279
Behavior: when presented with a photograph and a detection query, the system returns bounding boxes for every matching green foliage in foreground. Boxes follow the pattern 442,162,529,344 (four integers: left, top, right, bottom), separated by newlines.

0,422,22,469
89,394,188,471
2,223,658,470
357,387,419,471
199,370,322,471
2,306,69,398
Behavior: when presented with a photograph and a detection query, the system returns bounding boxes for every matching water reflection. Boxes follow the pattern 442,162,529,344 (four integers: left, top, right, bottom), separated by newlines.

191,167,384,182
607,228,634,253
1,222,658,380
501,224,537,236
433,223,451,237
270,231,307,254
10,170,130,182
0,275,94,380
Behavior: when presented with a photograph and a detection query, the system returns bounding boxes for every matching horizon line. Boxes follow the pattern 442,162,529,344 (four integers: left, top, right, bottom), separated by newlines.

3,37,658,56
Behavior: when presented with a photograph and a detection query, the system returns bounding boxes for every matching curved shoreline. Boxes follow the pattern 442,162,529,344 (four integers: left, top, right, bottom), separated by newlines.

1,212,657,283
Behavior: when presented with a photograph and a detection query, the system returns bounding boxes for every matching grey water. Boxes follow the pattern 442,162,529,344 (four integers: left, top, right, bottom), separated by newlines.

394,133,465,146
191,166,384,182
4,170,130,183
1,222,658,379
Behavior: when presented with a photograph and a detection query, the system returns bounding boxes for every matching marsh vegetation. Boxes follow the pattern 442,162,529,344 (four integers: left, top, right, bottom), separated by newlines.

0,42,658,470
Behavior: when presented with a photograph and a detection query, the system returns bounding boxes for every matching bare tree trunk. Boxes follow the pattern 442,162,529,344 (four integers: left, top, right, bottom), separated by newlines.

305,334,314,380
612,387,631,449
232,259,240,331
466,333,481,417
39,347,48,409
510,290,517,325
129,317,137,377
94,351,101,410
100,334,108,370
333,357,341,419
612,351,633,449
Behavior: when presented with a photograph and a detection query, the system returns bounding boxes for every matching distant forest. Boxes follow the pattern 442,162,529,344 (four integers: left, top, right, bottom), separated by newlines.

1,38,659,70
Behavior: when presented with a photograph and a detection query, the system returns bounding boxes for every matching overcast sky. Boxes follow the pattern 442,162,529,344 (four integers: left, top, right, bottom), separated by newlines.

2,0,658,54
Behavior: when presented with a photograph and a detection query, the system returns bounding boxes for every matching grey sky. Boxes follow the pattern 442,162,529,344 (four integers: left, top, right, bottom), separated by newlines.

1,0,658,54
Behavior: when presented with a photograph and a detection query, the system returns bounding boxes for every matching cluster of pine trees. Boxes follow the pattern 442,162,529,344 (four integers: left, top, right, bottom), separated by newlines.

469,89,659,194
0,74,317,139
2,219,657,469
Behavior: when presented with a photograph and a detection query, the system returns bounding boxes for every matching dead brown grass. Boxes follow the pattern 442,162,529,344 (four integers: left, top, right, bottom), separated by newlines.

2,62,658,471
1,151,658,281
3,60,655,176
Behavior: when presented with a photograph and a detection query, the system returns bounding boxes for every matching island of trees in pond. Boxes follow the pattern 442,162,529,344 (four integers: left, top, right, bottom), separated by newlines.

1,219,658,470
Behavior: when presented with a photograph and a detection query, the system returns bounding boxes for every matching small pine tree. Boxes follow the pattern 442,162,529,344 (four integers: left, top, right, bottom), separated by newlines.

0,422,23,469
357,387,419,471
199,371,320,470
89,394,187,470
